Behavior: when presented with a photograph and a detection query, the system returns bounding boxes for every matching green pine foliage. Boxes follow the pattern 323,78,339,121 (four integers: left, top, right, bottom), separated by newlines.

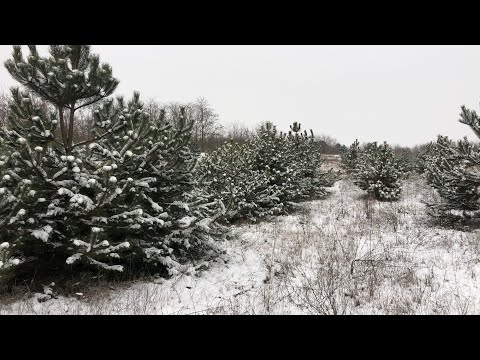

415,142,433,175
417,136,453,183
353,141,403,201
341,139,361,173
198,140,283,221
425,105,480,220
197,121,339,222
0,45,227,284
397,150,415,178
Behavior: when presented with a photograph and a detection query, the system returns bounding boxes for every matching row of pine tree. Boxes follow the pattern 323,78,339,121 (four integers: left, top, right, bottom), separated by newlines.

0,45,337,286
340,105,480,224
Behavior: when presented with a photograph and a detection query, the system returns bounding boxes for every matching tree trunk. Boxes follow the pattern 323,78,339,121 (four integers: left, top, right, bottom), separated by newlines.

67,103,76,153
58,106,68,153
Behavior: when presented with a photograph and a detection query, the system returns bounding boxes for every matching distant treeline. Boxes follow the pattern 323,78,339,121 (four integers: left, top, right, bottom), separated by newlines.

0,92,432,155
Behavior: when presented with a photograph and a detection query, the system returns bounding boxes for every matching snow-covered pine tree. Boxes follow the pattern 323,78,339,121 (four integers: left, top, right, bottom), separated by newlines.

425,105,480,220
353,141,403,201
4,45,119,154
198,121,338,222
286,122,338,197
415,142,433,175
417,136,453,182
397,150,414,178
83,94,228,274
197,140,283,221
0,45,227,283
0,43,119,280
341,139,361,173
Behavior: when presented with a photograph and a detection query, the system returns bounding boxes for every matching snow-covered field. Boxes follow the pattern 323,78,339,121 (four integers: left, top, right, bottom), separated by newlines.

3,173,480,314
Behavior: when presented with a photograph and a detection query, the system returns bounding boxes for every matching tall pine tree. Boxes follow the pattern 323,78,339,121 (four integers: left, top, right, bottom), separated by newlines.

0,45,227,284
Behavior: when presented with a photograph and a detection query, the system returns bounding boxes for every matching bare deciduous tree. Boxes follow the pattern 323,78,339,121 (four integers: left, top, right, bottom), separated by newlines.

317,134,342,154
144,97,224,151
191,97,223,148
223,122,253,144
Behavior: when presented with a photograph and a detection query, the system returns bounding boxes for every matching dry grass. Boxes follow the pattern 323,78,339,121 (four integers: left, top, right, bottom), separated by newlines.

3,161,480,315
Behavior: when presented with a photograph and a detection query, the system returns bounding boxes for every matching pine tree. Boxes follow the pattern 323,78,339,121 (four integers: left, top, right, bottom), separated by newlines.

341,139,361,173
417,136,453,182
4,45,118,154
197,140,283,221
353,141,403,201
397,149,414,178
286,122,338,197
198,121,338,222
415,142,433,175
79,95,228,274
1,45,127,277
425,104,480,220
0,45,227,283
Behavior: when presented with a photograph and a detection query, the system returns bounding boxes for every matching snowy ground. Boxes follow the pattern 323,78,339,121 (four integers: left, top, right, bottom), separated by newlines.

3,173,480,314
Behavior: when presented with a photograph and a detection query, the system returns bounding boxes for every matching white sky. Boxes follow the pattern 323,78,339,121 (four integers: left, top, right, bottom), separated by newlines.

1,45,480,147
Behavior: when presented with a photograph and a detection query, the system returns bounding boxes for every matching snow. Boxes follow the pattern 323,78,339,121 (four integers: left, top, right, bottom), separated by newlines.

73,239,89,248
451,209,464,217
5,175,480,314
149,200,162,212
66,253,82,265
178,216,195,228
31,225,53,242
69,194,94,210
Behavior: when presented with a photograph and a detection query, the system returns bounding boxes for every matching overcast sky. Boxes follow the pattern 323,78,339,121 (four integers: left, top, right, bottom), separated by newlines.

1,45,480,147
